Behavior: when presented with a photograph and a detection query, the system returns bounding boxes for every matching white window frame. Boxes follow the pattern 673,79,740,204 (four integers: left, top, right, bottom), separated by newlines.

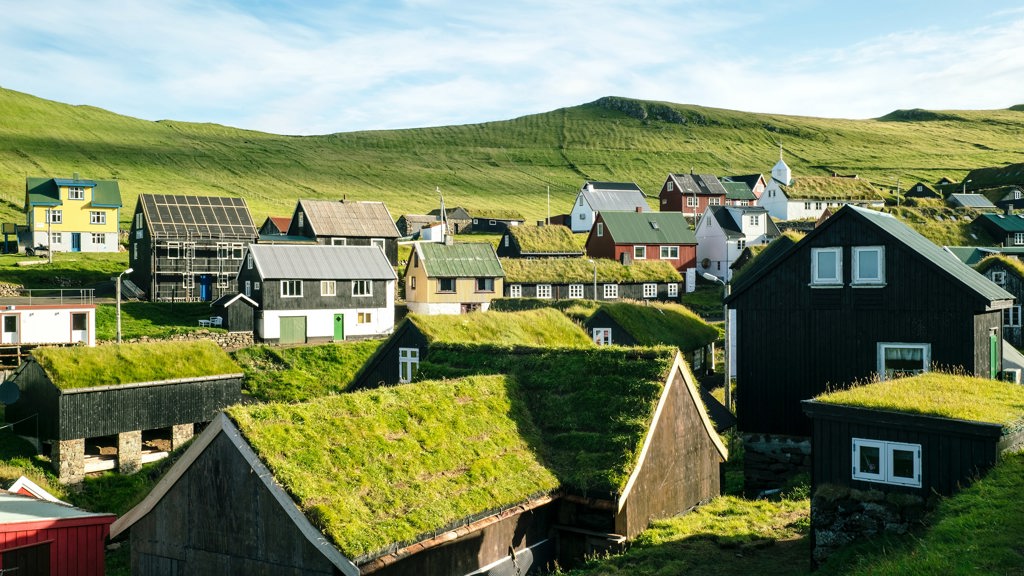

750,215,760,226
568,284,584,299
738,239,746,251
633,245,646,260
91,233,104,245
90,211,106,225
352,280,372,297
877,342,931,380
68,186,85,200
254,281,261,291
603,284,618,299
167,242,180,260
686,196,698,208
536,284,552,299
217,243,229,260
667,181,674,192
331,237,347,246
48,210,62,224
399,347,419,383
660,246,679,259
371,238,385,251
991,271,1006,286
217,275,230,289
811,247,842,286
297,211,304,228
321,280,337,297
592,327,612,346
247,253,254,270
596,222,604,237
852,246,885,286
667,283,679,297
509,284,522,298
852,438,922,488
231,243,244,259
709,197,721,206
281,280,303,298
135,213,143,228
643,283,657,298
51,232,62,245
1014,232,1024,246
1004,305,1021,328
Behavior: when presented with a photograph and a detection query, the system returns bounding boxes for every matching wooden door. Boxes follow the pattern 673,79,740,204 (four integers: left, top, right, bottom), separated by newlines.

279,316,306,345
334,314,344,341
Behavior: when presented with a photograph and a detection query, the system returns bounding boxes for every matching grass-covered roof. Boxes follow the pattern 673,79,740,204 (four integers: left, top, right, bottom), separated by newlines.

780,176,882,201
814,372,1024,427
33,341,241,390
599,301,718,351
469,208,525,220
502,257,682,283
507,225,584,254
975,254,1024,279
228,375,560,562
408,308,592,348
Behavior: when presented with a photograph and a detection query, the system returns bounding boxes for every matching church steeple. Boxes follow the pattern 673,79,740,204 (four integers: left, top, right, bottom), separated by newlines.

772,144,792,185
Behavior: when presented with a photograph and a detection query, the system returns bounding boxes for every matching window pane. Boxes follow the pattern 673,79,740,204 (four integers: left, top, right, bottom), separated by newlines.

817,251,837,280
859,445,881,475
891,449,915,479
858,250,879,279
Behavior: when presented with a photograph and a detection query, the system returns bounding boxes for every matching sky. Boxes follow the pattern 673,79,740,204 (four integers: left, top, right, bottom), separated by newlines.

2,1,1024,136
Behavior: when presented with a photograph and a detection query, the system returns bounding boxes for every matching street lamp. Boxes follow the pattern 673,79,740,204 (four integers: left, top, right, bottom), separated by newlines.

963,179,972,194
587,259,597,301
702,272,732,412
116,267,134,343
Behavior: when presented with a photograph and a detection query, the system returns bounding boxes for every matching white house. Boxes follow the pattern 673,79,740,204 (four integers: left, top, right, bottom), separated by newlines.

568,181,648,233
695,206,780,282
0,303,96,347
758,155,883,221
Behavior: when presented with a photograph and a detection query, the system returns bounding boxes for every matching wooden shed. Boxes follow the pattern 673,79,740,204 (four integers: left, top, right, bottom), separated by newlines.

0,491,115,576
4,341,243,482
210,292,258,333
110,347,726,575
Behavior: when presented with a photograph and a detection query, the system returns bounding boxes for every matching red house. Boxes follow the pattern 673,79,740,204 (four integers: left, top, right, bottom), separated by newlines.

585,210,697,272
0,491,115,575
658,173,728,220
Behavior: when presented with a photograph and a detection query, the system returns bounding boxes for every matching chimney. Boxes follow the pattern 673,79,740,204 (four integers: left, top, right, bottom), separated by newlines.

635,206,643,213
72,172,80,180
444,234,454,246
340,194,347,203
1007,204,1014,216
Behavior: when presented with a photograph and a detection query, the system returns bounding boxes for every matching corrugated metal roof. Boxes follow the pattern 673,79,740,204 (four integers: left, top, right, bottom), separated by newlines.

722,181,756,201
0,492,114,523
301,200,400,238
25,176,122,208
976,213,1024,233
599,211,696,244
417,242,504,278
585,181,644,193
949,193,996,209
581,189,649,212
249,244,396,280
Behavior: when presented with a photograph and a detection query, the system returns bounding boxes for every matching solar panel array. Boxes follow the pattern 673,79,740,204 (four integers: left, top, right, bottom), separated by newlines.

142,194,257,240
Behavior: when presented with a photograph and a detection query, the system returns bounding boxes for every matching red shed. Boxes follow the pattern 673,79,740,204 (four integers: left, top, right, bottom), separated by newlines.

0,491,115,575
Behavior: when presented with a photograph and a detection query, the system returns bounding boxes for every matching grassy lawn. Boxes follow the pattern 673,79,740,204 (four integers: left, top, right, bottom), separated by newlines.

681,283,725,319
233,339,383,403
95,302,224,340
0,251,128,288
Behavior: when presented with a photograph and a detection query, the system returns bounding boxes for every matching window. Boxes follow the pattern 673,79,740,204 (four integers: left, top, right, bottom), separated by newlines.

281,280,303,297
232,243,244,259
474,218,480,224
596,223,604,237
135,213,143,227
91,233,105,245
133,243,137,260
1016,190,1023,200
254,281,260,291
592,327,612,346
643,283,657,298
371,238,385,251
503,235,510,247
297,211,304,228
661,198,667,205
849,246,884,285
331,237,347,246
90,211,106,225
750,215,760,226
321,280,337,296
568,284,584,299
804,202,812,210
633,245,646,260
509,284,522,298
475,277,494,292
399,347,419,383
667,283,679,297
877,342,931,380
603,284,618,299
709,197,721,206
815,202,823,210
217,275,230,289
811,247,842,286
352,280,372,296
738,239,746,250
687,196,698,208
410,277,416,290
852,438,921,487
578,196,583,207
992,271,1006,286
244,281,251,296
247,253,254,269
438,278,456,293
489,219,496,226
660,246,679,259
167,242,180,259
68,186,85,200
667,181,674,192
358,312,373,324
536,284,552,299
48,210,62,224
217,243,229,259
1005,305,1021,327
578,213,585,220
1015,233,1024,246
50,232,62,245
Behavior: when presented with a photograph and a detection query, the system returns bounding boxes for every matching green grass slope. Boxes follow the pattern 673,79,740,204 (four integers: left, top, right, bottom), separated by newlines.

3,89,1024,229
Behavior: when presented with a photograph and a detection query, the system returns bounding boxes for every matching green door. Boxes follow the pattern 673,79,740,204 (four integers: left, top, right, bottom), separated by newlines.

279,316,306,345
334,314,344,341
990,331,999,378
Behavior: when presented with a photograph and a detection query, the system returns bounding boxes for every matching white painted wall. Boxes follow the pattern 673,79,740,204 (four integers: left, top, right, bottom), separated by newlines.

30,231,119,253
1,305,96,346
568,192,595,233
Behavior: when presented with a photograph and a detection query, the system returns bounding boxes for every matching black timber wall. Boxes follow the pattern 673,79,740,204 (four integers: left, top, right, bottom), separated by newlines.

350,322,429,390
982,263,1023,347
503,282,679,301
582,311,636,346
730,213,1001,436
803,401,1020,497
130,431,338,576
237,267,391,312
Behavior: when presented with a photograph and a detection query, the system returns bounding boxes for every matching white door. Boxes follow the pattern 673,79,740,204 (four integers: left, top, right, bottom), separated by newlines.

71,312,88,344
2,315,18,344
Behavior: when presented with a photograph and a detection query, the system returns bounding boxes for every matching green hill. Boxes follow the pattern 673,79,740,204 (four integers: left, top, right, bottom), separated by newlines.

3,88,1024,228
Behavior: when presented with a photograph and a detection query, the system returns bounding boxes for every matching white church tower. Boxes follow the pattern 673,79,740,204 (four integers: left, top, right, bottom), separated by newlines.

771,145,791,185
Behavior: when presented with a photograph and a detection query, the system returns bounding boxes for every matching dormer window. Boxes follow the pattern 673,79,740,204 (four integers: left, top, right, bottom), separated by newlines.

810,247,842,286
68,186,85,200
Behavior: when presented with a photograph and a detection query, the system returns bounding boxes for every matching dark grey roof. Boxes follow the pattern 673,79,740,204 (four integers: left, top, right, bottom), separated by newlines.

248,244,396,281
138,194,257,240
300,200,401,238
949,193,996,209
723,174,764,191
580,188,649,212
669,174,728,197
705,206,777,240
584,181,644,193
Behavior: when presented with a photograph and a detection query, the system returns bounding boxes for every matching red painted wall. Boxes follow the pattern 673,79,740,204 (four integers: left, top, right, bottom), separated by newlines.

611,244,696,272
0,516,115,576
658,187,724,217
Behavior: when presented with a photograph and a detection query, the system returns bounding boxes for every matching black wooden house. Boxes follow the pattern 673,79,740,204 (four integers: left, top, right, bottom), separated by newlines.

287,199,401,266
128,194,258,302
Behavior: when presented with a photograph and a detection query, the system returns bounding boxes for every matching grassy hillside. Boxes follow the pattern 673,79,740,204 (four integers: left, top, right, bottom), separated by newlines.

3,89,1024,230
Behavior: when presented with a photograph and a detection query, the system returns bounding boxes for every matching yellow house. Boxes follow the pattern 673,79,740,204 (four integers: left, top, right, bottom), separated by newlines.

25,174,122,253
405,241,505,314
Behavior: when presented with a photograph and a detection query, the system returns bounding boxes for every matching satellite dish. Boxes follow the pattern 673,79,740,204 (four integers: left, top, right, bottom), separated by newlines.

0,380,20,405
701,258,711,269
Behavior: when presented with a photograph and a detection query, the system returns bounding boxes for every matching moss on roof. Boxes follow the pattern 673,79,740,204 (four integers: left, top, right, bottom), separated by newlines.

502,257,682,283
408,308,592,348
600,301,717,351
33,341,241,389
469,208,525,220
975,254,1024,279
228,375,560,561
780,176,882,201
508,225,584,254
815,372,1024,426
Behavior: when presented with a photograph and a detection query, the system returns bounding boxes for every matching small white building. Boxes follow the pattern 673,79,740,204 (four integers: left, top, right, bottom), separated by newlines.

0,303,96,347
695,206,780,282
568,181,648,233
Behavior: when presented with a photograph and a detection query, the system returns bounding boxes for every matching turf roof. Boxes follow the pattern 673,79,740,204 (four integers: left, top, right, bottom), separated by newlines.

407,308,592,348
507,225,583,254
32,341,241,389
975,254,1024,279
502,257,682,283
228,375,560,561
779,176,882,201
597,301,717,352
469,208,525,220
814,372,1024,427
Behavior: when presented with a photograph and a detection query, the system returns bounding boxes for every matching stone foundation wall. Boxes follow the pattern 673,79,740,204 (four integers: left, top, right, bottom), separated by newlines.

118,430,143,475
53,438,85,484
743,433,811,497
811,485,931,567
108,329,254,350
171,423,194,450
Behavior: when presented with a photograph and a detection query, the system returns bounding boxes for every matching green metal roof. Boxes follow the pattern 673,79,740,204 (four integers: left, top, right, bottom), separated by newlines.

722,181,757,201
598,211,696,245
418,241,504,278
25,176,122,209
976,213,1024,233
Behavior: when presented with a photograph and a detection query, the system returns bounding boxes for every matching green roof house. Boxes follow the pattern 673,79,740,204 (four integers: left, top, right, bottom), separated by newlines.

404,241,505,315
584,210,697,273
24,174,122,253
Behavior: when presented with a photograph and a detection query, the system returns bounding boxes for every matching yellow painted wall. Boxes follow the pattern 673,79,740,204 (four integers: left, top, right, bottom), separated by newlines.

29,185,118,235
404,249,504,305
